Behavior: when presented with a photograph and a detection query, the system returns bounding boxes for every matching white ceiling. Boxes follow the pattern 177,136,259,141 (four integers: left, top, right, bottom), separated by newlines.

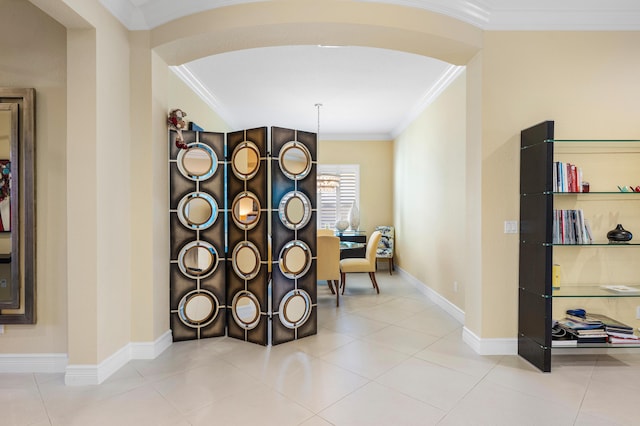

100,0,640,139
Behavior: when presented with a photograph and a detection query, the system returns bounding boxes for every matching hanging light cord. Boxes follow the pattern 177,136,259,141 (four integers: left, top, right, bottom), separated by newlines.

315,103,322,138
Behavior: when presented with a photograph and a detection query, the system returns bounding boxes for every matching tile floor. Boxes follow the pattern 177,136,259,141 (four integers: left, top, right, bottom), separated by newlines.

3,272,640,425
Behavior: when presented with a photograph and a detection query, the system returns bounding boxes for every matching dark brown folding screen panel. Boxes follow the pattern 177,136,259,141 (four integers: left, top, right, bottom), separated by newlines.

270,127,318,345
519,120,554,372
226,128,270,345
169,130,227,341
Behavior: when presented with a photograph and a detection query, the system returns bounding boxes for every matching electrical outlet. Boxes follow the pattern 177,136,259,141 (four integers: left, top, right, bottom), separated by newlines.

453,281,458,292
504,221,518,234
636,306,640,319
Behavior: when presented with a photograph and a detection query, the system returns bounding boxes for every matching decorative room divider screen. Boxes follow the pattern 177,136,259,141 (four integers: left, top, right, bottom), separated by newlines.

169,127,317,346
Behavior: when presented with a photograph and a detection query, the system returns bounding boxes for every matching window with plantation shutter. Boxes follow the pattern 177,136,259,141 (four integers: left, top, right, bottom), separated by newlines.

317,165,360,229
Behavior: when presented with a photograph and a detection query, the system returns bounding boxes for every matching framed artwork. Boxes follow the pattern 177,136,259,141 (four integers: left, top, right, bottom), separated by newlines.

0,159,9,232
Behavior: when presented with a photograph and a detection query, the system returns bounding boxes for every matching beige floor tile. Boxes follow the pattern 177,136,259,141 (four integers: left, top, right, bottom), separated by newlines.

272,357,369,413
151,360,260,414
362,324,441,355
38,364,146,419
50,384,186,426
321,339,410,379
580,378,640,425
0,374,50,426
321,312,390,338
375,357,480,411
217,340,315,387
413,333,501,377
187,384,313,426
287,328,356,357
395,307,462,337
353,303,419,324
298,415,335,426
440,380,578,426
484,356,592,409
319,381,446,426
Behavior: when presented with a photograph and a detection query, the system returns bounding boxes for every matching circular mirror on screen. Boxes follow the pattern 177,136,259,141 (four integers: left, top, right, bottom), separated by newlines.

231,191,261,230
177,192,218,230
177,290,219,328
231,141,260,180
278,191,311,230
231,290,261,329
279,141,312,180
178,241,219,279
231,241,261,280
177,143,217,181
280,289,312,329
278,240,312,279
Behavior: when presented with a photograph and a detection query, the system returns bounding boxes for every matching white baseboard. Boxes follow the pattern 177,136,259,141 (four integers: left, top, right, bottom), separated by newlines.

130,329,173,359
0,353,68,373
396,267,465,324
65,330,173,385
462,326,517,355
0,331,173,380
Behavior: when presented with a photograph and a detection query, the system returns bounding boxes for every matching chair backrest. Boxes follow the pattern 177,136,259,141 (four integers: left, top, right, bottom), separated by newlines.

375,226,395,252
317,229,334,237
317,235,341,281
365,231,382,268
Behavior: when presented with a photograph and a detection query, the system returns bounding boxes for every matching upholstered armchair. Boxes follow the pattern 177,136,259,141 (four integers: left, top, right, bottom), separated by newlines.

375,225,395,275
317,234,341,306
340,230,382,294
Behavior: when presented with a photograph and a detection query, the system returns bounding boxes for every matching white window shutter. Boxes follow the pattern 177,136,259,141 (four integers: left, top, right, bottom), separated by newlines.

317,165,360,229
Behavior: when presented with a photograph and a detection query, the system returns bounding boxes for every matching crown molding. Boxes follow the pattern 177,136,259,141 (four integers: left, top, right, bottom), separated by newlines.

391,65,465,139
170,65,237,129
321,133,394,142
100,0,640,31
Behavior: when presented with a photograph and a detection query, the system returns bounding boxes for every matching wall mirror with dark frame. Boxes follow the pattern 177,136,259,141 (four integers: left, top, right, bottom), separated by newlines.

0,88,36,324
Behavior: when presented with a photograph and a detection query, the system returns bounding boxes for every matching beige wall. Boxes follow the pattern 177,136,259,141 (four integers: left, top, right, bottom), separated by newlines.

394,71,467,309
478,31,640,338
318,140,393,236
0,0,68,353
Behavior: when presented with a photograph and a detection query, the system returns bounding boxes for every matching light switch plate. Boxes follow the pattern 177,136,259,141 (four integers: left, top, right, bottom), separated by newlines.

504,221,518,234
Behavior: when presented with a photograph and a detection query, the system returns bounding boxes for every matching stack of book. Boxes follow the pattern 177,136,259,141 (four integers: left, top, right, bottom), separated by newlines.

586,313,640,344
554,311,640,345
556,316,608,343
553,161,583,193
553,209,593,244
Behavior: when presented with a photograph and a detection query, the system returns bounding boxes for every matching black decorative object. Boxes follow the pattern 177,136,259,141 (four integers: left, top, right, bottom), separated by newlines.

607,224,632,242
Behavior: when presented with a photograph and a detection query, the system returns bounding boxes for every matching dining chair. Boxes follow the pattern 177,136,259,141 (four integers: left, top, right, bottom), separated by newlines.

375,225,395,275
317,228,334,236
316,234,341,306
340,230,382,295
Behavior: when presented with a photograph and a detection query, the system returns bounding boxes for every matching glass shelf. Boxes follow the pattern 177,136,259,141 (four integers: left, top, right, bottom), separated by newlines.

545,139,640,143
552,341,640,349
521,191,640,196
540,240,640,247
543,241,640,246
551,191,640,195
552,285,640,298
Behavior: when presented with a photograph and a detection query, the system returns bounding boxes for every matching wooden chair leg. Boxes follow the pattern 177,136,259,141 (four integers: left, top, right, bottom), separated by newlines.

327,280,335,294
368,272,380,294
340,272,346,295
334,280,340,307
388,258,393,275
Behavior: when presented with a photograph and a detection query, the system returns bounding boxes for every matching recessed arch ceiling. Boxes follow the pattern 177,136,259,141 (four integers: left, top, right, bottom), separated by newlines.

100,0,640,138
